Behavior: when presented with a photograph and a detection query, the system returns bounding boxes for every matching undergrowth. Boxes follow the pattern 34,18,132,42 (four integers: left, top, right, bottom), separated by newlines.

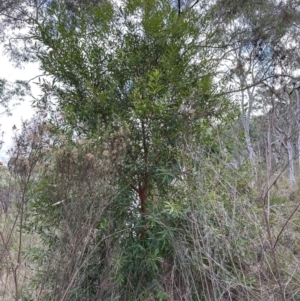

1,124,300,300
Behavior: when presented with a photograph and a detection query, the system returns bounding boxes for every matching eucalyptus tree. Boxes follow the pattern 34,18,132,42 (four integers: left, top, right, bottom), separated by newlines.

207,0,300,170
264,81,300,183
251,17,300,182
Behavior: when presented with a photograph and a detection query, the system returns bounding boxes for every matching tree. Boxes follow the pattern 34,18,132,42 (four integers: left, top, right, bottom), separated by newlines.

32,0,225,217
209,0,300,175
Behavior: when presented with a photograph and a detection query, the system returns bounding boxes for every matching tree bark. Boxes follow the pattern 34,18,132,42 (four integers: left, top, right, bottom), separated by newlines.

287,139,295,183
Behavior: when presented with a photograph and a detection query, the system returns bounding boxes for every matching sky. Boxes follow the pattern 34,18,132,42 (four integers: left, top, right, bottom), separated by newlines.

0,47,40,162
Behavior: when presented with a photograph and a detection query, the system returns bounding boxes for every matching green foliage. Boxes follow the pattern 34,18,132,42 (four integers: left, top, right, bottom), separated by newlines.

32,0,227,213
2,1,300,301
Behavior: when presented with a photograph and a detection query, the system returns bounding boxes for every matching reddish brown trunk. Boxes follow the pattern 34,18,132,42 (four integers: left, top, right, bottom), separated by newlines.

130,184,148,236
130,184,148,214
138,186,147,214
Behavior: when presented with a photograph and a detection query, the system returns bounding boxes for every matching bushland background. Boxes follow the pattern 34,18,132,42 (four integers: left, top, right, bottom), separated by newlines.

1,1,300,300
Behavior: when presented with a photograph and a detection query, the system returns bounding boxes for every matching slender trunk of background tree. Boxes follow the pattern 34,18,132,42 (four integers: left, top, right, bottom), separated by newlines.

241,87,255,164
273,90,296,184
297,133,300,172
286,138,295,183
267,123,272,174
236,47,256,166
265,98,276,172
295,89,300,172
265,126,272,222
284,92,297,183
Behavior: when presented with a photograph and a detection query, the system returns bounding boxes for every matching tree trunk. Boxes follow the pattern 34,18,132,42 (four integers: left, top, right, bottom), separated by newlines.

241,88,255,164
295,89,300,172
286,139,295,183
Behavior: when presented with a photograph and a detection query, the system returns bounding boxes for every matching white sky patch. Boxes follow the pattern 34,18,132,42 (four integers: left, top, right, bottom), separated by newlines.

0,47,41,162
